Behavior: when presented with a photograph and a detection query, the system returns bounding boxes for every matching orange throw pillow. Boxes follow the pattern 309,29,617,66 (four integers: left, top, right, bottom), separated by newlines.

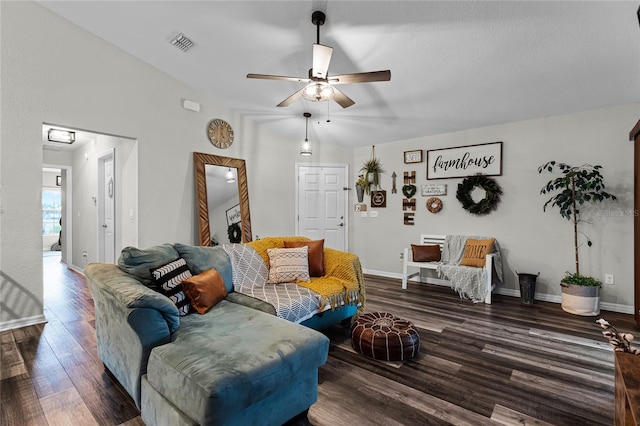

459,238,495,268
182,268,228,314
284,239,325,277
411,244,441,262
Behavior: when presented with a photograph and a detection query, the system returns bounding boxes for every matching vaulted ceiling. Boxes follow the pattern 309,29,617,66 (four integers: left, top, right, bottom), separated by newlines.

38,1,640,148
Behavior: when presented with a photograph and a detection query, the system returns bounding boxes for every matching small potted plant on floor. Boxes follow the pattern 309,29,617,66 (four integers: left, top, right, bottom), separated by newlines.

538,161,617,316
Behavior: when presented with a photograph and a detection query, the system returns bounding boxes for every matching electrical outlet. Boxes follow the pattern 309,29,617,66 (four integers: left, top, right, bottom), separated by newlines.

370,211,378,218
399,252,404,260
605,274,614,285
360,211,368,218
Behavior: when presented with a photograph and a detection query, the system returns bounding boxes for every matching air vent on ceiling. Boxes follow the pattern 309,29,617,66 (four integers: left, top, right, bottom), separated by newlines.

170,33,195,52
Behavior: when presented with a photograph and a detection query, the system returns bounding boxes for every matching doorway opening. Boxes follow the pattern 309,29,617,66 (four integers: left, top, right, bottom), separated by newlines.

42,123,138,272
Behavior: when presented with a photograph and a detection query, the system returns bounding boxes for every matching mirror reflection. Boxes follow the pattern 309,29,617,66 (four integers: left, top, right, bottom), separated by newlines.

193,152,251,246
205,165,241,245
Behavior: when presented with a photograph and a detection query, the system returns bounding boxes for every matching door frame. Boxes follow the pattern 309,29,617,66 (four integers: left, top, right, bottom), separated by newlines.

97,148,116,263
294,163,349,251
42,164,73,265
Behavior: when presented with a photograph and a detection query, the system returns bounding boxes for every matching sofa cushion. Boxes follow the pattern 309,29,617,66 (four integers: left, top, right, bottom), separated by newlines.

118,244,180,285
182,268,228,314
174,243,233,293
267,247,310,284
411,244,441,262
460,238,495,267
146,300,329,425
150,258,192,316
284,239,325,277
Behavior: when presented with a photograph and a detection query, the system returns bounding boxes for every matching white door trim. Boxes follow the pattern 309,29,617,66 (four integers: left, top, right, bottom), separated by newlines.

295,163,349,251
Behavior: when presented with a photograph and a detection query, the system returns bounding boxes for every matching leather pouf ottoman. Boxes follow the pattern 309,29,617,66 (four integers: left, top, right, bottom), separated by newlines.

350,312,420,361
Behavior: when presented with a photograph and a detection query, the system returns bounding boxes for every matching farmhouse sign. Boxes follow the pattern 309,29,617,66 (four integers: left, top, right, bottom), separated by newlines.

426,141,503,180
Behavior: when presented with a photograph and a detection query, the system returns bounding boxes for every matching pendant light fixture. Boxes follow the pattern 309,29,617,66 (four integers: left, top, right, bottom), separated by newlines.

300,112,312,156
225,168,236,183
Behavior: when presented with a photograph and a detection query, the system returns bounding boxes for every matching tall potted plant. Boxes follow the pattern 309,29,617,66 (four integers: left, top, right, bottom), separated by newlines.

538,161,616,315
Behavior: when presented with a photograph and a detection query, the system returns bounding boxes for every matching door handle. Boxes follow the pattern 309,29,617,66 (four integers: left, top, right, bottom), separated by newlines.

338,223,344,227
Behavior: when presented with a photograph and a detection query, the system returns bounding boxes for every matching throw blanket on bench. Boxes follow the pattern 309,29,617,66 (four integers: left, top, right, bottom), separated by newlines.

437,235,504,303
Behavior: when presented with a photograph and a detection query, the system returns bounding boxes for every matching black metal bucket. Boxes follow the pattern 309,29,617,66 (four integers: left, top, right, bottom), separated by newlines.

516,272,539,305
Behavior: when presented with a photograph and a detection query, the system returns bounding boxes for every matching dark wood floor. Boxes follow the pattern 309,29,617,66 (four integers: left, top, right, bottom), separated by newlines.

1,253,635,425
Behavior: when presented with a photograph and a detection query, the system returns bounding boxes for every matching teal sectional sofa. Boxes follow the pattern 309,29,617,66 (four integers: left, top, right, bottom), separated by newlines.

85,242,338,425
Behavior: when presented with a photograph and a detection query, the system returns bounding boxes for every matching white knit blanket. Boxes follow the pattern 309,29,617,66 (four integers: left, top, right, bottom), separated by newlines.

222,243,321,323
437,235,503,303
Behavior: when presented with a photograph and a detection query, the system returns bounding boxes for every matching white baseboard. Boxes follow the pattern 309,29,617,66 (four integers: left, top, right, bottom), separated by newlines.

363,269,634,314
68,264,86,275
0,314,47,332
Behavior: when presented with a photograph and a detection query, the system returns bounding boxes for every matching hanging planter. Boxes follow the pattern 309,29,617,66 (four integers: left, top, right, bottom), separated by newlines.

360,145,384,195
456,174,502,215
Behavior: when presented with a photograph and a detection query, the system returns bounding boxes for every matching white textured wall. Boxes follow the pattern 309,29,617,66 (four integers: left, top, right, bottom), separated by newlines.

69,135,138,269
351,104,639,311
0,1,351,326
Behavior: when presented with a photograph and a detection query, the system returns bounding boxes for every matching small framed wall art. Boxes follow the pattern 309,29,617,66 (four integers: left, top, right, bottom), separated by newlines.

421,184,447,196
404,150,423,164
371,190,387,208
226,204,241,226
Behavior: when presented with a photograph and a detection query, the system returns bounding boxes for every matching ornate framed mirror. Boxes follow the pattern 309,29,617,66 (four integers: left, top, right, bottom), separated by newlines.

193,152,252,246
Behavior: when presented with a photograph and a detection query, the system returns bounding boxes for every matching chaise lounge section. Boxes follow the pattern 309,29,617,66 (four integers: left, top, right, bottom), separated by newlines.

85,238,365,425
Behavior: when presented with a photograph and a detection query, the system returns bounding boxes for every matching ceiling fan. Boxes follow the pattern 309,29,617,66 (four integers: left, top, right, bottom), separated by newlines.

247,11,391,109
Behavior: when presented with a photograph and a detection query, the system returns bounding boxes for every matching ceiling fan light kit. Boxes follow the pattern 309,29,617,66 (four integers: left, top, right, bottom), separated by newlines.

247,10,390,109
302,82,334,102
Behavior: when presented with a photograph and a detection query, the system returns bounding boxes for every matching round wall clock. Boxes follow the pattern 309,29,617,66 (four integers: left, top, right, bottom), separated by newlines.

207,119,234,149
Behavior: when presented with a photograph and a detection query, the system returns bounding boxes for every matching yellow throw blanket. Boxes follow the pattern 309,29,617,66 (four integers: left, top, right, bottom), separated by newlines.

247,237,366,313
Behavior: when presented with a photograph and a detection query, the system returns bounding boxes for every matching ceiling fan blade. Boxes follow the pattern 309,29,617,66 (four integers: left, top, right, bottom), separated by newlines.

276,87,305,107
329,70,391,85
247,73,310,83
331,87,355,109
312,44,333,79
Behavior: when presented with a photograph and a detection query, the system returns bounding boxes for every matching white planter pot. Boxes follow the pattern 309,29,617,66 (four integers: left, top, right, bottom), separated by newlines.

560,283,600,316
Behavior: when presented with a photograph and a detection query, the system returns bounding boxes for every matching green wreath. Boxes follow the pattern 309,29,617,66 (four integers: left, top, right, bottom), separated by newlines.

456,175,502,215
227,222,242,243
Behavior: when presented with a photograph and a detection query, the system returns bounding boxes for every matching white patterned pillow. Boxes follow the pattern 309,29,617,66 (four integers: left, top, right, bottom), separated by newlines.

150,258,192,316
266,247,310,284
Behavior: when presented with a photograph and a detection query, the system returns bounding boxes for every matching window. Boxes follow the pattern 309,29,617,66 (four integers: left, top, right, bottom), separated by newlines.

42,188,62,235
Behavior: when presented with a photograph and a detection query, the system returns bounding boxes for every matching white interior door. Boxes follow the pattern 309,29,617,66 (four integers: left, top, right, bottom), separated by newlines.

98,150,115,263
296,164,348,251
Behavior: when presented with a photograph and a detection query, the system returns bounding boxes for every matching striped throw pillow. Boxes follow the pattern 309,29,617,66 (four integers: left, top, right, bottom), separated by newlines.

150,258,192,316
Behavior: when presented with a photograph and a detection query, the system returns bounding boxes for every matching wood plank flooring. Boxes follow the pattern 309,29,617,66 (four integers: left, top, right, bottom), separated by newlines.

1,253,635,425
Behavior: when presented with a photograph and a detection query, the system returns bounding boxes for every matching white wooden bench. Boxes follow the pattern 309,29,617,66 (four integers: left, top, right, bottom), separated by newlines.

402,234,498,304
